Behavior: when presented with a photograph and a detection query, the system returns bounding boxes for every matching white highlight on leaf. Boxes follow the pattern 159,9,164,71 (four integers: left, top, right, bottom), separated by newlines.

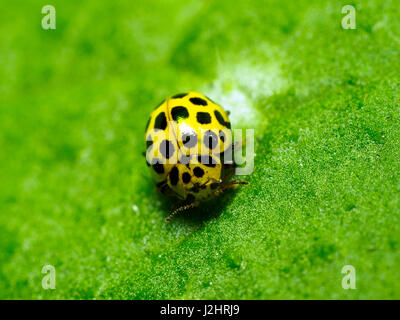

205,58,288,128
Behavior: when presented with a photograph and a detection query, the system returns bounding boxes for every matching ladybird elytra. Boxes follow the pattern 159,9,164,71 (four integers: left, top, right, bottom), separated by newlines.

144,92,247,221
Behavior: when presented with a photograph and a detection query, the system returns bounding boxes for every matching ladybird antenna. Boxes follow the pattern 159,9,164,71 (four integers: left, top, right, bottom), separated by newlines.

165,202,198,223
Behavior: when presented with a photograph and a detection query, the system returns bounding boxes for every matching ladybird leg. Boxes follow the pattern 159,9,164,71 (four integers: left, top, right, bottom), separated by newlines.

213,180,248,197
156,180,169,194
166,201,199,223
160,184,172,195
225,180,249,189
157,182,183,198
156,180,167,188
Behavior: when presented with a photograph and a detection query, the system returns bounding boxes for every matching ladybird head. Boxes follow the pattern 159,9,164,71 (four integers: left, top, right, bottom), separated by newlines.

165,154,223,200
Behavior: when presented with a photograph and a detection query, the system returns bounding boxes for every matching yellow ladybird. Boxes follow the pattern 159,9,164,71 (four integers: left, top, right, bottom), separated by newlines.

144,92,247,222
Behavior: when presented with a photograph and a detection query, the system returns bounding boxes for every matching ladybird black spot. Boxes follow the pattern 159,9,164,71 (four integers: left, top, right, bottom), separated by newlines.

214,110,224,125
214,110,230,128
198,155,216,167
169,167,179,186
190,97,207,106
193,166,204,178
159,139,175,159
219,130,226,142
203,130,218,149
153,163,164,173
171,106,189,121
146,138,153,150
154,112,167,130
151,159,164,174
215,110,231,129
182,132,198,148
182,172,191,184
172,93,188,99
196,112,211,124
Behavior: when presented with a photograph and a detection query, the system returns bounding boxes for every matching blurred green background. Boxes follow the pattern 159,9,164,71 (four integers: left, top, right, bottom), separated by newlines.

1,0,400,299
